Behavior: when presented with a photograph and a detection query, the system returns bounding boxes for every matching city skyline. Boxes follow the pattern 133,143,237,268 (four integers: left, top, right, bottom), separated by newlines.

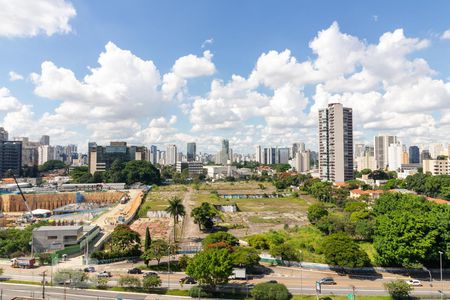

0,1,450,153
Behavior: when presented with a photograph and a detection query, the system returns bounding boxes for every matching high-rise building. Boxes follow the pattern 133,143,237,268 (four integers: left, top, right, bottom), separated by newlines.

0,141,22,177
423,159,449,175
374,135,398,170
216,139,230,165
88,141,147,174
354,143,365,159
166,144,177,165
278,148,290,164
255,145,262,163
187,142,196,162
0,127,8,142
420,150,431,164
149,145,158,165
318,103,353,182
409,146,420,164
387,144,403,171
40,135,50,146
38,145,55,165
292,143,305,158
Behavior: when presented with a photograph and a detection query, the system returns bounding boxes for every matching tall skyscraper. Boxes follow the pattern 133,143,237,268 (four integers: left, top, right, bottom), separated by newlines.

292,143,305,158
166,144,177,165
217,139,230,165
255,145,262,163
278,147,290,164
187,142,196,162
40,135,50,146
387,144,403,171
0,141,22,177
0,127,8,142
354,143,365,158
420,150,431,164
318,103,353,182
149,145,157,165
374,135,398,170
409,146,420,164
38,145,55,165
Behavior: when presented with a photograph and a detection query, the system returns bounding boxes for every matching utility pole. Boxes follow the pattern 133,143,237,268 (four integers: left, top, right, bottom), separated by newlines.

41,271,47,299
439,251,443,300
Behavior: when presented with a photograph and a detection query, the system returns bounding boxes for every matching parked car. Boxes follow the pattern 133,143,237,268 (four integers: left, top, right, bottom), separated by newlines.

127,268,142,274
318,277,336,285
83,266,96,273
179,276,197,284
406,279,422,286
97,271,112,278
143,271,158,277
266,280,278,284
127,258,139,263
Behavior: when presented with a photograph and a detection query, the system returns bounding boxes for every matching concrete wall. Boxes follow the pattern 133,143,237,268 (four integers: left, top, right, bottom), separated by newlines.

0,191,124,212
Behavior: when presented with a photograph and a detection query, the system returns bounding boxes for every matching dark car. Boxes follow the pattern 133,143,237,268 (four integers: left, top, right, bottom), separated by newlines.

266,280,278,284
127,268,142,274
179,276,197,284
143,271,158,277
318,277,336,285
83,266,96,273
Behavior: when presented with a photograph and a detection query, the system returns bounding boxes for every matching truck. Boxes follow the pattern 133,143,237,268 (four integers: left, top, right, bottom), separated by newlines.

11,257,36,269
230,267,246,280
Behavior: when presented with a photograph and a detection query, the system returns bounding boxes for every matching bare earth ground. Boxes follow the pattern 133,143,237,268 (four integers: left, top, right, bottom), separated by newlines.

130,217,171,240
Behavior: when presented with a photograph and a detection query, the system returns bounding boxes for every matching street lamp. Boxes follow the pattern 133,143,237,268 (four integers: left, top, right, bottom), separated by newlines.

439,251,443,299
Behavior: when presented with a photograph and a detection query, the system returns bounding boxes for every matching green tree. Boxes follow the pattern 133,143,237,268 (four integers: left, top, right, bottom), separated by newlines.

307,204,328,224
118,275,141,288
165,196,186,242
38,160,66,172
269,243,298,262
94,277,109,289
122,160,161,185
143,274,162,290
251,282,290,300
232,247,260,267
53,269,88,288
178,255,190,270
144,226,151,250
308,181,332,202
248,235,269,250
322,232,370,268
384,280,412,299
191,202,218,230
141,239,169,266
69,166,92,183
186,248,234,287
109,225,141,253
202,231,239,247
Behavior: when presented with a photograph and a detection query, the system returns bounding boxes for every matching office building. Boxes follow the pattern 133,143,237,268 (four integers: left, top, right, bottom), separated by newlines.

291,150,311,172
292,143,305,158
40,135,50,146
176,161,204,176
409,146,420,164
149,145,157,165
0,127,8,142
420,150,431,164
278,147,290,164
38,145,54,166
187,142,196,162
166,144,177,166
216,139,230,165
318,103,353,182
354,143,365,159
255,145,262,163
0,141,22,177
374,135,398,170
387,144,403,171
88,141,147,174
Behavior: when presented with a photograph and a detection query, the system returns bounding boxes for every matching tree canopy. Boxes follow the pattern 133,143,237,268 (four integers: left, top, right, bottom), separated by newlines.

321,232,370,268
202,231,239,247
38,160,66,172
191,202,218,230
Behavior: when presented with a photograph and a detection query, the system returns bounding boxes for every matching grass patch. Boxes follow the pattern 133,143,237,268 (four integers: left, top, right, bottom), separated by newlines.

2,279,41,285
292,296,394,300
247,216,283,224
138,190,184,217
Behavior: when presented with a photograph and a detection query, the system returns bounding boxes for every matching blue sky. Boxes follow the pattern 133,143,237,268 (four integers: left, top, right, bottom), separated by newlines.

1,0,450,153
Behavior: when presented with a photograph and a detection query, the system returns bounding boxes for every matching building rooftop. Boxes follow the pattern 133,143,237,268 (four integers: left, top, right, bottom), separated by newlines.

33,225,82,232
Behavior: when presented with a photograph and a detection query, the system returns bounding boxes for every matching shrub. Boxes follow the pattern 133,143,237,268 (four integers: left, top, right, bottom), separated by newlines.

252,282,290,300
118,275,141,288
202,231,239,247
178,254,190,270
322,232,370,268
143,274,162,290
384,280,412,298
188,286,210,298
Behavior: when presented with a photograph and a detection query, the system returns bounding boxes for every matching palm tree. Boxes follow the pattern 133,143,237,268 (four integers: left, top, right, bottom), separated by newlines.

165,196,186,242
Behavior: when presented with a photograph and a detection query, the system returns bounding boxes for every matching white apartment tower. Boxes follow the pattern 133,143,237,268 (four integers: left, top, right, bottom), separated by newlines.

318,103,353,182
374,135,398,170
38,145,54,165
166,144,177,165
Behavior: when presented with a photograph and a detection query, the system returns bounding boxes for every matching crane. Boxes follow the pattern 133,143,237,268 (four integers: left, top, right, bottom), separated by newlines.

7,169,34,223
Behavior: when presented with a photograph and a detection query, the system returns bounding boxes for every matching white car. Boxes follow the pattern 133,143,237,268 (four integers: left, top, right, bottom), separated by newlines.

405,279,422,286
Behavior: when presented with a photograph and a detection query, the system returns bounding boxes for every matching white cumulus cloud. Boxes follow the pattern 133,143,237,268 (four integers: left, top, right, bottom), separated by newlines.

0,0,76,37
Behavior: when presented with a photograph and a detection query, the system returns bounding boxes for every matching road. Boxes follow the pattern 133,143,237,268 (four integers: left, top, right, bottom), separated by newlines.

0,282,186,300
179,188,203,249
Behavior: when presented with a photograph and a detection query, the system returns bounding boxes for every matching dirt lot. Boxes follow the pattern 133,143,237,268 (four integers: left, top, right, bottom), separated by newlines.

192,181,316,238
